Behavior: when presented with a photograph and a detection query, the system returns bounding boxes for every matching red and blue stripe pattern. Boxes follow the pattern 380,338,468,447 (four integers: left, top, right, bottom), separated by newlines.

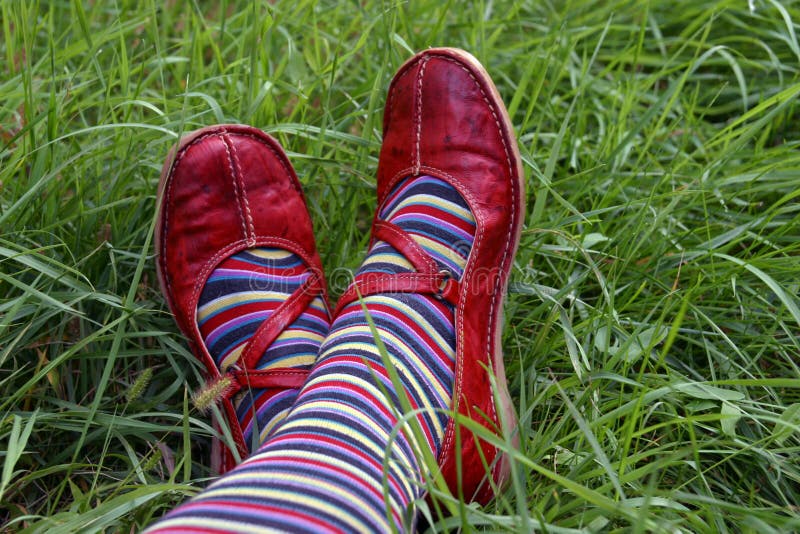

196,248,330,449
149,176,475,532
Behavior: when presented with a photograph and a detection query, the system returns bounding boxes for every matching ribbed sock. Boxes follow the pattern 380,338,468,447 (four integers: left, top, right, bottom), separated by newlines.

197,248,330,450
149,176,475,533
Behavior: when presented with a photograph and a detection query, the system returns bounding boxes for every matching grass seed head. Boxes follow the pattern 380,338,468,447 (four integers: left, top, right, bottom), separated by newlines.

191,375,233,414
126,368,153,403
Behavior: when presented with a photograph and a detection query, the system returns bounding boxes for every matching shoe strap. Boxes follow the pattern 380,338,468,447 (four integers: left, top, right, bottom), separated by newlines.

227,368,309,396
237,270,324,371
334,270,459,316
334,217,463,315
208,367,309,406
209,269,323,404
373,220,439,273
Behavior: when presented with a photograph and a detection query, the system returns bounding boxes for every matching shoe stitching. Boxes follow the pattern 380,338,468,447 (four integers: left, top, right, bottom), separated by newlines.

245,369,309,377
225,133,257,243
220,132,251,241
413,56,430,175
357,272,444,281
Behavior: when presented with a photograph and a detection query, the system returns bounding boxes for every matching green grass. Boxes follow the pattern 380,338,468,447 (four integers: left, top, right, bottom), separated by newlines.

1,0,799,531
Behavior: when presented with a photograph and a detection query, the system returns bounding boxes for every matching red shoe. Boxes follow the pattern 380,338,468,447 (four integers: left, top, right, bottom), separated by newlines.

335,48,524,504
385,47,523,505
155,125,328,473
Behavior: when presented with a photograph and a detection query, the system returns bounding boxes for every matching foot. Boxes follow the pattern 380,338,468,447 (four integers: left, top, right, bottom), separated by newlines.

369,47,525,503
155,125,330,472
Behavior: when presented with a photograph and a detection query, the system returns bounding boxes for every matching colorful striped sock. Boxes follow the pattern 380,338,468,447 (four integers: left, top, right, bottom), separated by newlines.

149,176,475,533
197,248,330,451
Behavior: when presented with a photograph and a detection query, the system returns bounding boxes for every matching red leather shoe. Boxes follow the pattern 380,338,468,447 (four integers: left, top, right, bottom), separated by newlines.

385,47,522,505
335,48,524,504
155,124,328,474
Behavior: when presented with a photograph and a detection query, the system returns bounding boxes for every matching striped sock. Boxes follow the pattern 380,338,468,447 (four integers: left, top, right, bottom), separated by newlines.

149,176,474,533
197,248,330,451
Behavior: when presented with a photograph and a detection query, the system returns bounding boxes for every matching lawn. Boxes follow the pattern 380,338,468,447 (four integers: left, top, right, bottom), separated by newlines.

1,0,799,531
